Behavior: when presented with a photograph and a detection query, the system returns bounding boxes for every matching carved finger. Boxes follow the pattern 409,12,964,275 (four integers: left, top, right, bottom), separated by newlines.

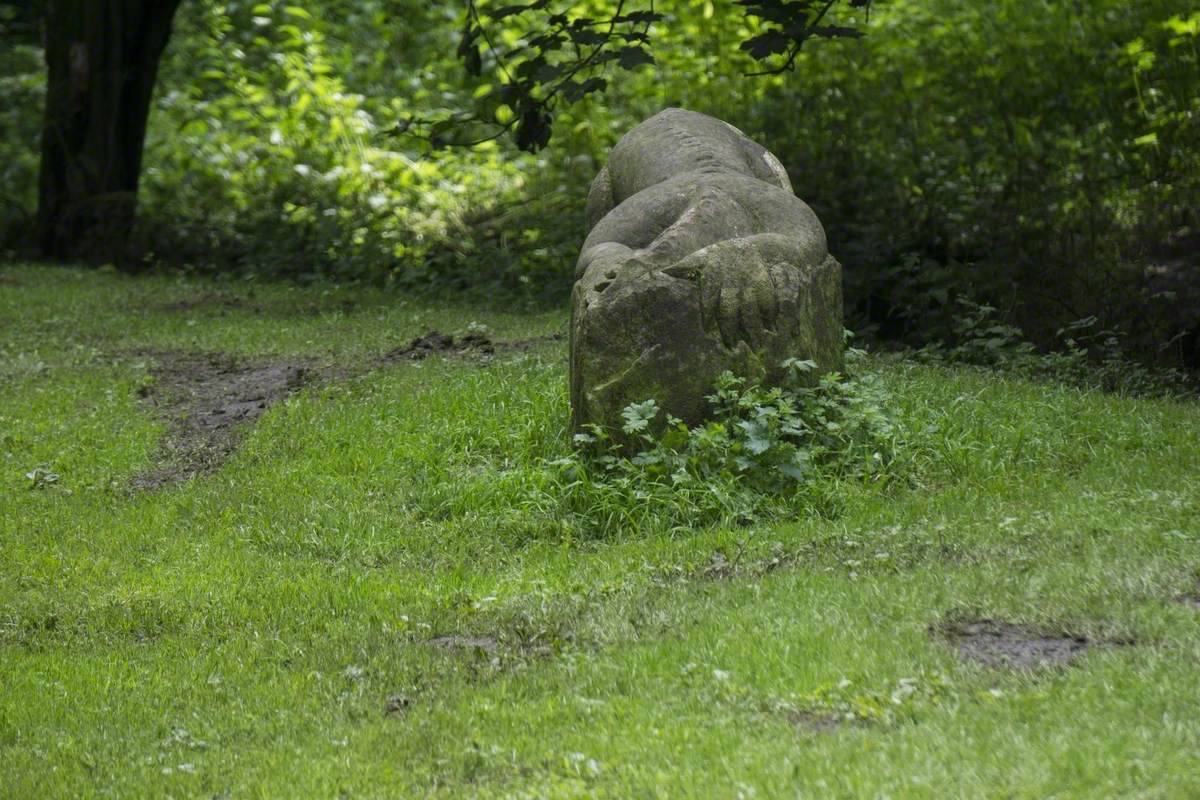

751,263,777,335
700,265,723,336
769,263,801,336
719,283,742,350
733,271,764,349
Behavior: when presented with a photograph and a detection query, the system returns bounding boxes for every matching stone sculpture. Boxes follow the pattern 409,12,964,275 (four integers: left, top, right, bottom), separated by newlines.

570,108,843,437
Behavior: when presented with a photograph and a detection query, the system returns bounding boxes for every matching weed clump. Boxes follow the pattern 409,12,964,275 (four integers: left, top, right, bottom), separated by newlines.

921,298,1197,400
541,349,901,537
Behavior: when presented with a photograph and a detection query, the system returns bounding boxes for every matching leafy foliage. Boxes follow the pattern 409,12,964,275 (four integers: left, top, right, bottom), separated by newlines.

921,298,1198,399
544,349,901,537
401,0,664,152
0,6,42,252
1,0,1198,369
132,0,560,287
415,0,874,150
750,0,1200,361
737,0,872,74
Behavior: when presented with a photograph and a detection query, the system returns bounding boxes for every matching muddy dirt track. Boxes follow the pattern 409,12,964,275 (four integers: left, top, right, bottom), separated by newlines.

131,329,563,489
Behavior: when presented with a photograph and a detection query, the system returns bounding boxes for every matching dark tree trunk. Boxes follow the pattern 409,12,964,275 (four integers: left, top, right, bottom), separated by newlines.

35,0,182,262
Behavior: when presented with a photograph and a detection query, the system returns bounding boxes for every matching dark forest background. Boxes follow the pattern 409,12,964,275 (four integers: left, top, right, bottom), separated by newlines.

3,0,1198,366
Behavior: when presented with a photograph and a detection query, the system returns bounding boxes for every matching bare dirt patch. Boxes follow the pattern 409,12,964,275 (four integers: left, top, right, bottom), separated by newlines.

126,329,561,489
377,329,564,364
131,350,318,489
380,330,496,363
940,619,1091,669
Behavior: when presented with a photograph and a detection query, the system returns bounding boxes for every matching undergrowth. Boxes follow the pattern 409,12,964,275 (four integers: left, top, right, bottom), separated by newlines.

538,349,901,538
922,298,1198,399
532,303,1196,541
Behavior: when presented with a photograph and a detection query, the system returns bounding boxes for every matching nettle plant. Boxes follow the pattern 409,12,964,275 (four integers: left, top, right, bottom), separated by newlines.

924,298,1197,399
548,346,900,535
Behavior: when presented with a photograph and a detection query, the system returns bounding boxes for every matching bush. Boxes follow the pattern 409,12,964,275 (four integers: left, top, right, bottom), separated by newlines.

751,0,1200,359
540,348,901,537
0,8,43,253
3,0,1199,354
131,0,547,289
920,298,1197,399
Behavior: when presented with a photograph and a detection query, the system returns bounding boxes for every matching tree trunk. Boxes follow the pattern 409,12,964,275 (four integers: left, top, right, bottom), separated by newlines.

35,0,182,262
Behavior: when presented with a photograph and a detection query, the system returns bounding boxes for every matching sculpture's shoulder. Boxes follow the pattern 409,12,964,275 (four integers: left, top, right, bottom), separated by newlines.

582,172,824,258
584,165,614,235
602,108,793,204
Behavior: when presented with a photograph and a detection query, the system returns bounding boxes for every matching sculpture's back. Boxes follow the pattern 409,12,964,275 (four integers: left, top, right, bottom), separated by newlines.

571,108,843,439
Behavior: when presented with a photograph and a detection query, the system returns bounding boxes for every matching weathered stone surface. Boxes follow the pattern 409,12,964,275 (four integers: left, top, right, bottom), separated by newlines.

571,108,843,438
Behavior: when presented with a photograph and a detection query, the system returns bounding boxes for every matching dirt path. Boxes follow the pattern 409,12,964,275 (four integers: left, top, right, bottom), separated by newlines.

130,351,317,489
130,329,564,489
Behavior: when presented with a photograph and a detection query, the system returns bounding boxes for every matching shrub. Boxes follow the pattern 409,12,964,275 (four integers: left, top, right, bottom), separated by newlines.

921,298,1197,399
752,0,1200,359
540,347,901,537
0,10,43,253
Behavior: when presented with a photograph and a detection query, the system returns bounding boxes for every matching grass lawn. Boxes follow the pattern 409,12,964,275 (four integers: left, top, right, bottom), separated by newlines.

2,263,1200,798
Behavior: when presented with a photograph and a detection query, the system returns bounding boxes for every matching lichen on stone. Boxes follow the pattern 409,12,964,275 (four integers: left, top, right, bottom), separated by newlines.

570,108,844,442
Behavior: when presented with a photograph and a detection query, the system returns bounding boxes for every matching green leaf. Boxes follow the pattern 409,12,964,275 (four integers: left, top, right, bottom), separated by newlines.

620,399,660,434
738,420,772,455
568,28,604,46
1162,13,1200,37
777,462,806,481
617,46,655,70
562,77,606,103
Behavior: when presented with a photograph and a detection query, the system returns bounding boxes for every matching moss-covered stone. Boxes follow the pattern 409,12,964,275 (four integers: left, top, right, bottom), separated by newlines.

571,108,843,440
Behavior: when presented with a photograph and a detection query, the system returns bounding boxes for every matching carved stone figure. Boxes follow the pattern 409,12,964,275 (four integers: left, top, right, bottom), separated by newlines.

570,108,843,437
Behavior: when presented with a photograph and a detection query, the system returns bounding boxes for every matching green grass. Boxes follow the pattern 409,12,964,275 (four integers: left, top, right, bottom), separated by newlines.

2,263,1200,798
